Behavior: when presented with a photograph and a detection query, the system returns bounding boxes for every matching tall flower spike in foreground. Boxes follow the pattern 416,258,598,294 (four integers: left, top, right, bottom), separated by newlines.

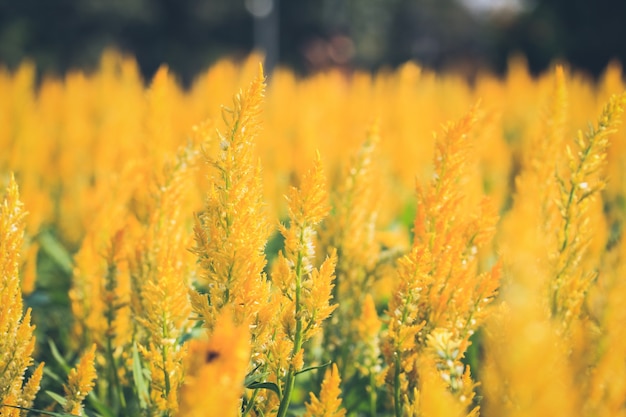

270,154,337,417
191,64,271,330
63,344,97,416
0,174,44,417
190,65,276,414
383,107,500,417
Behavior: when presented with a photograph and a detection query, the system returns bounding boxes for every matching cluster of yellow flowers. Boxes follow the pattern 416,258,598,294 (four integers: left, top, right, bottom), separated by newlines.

1,50,626,417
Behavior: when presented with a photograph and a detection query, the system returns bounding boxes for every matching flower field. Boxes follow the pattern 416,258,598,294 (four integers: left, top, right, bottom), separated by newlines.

1,51,626,417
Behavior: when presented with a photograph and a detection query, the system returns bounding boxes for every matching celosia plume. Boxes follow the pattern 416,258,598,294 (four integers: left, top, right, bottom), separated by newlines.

0,175,43,417
64,344,98,416
303,364,346,417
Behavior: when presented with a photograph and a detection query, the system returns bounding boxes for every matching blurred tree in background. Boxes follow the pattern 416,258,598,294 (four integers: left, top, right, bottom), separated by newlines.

0,0,624,84
492,0,626,76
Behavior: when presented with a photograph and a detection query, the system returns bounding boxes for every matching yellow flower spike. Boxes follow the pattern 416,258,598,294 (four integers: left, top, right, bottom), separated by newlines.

284,151,330,240
179,309,251,417
130,145,200,415
63,344,97,416
191,63,271,332
18,362,44,412
0,174,43,416
384,104,500,416
303,250,338,337
190,64,278,414
273,154,336,417
552,92,626,325
303,364,346,417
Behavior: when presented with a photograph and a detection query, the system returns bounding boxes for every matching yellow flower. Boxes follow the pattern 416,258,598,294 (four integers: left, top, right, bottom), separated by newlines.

272,153,337,417
132,145,197,415
0,174,42,415
303,364,346,417
191,64,271,339
64,344,97,416
552,92,626,323
384,106,500,414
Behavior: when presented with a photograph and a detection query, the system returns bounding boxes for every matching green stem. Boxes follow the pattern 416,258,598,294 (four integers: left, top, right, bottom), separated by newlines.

103,261,127,415
553,140,594,316
161,313,171,416
394,354,402,417
106,335,127,414
276,234,305,417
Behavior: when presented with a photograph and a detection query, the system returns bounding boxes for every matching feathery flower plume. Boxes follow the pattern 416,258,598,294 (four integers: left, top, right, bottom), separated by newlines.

0,174,43,417
270,154,337,417
190,64,276,415
383,107,500,416
552,92,626,324
133,145,197,416
303,364,346,417
191,64,271,336
63,344,97,416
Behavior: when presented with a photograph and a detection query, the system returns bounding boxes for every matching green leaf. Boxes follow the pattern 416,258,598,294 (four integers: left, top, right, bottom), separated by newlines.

0,403,77,417
43,364,64,385
86,392,115,417
295,361,331,376
46,390,68,406
243,363,265,387
132,342,149,409
246,381,280,397
178,322,205,345
48,339,71,374
38,231,74,275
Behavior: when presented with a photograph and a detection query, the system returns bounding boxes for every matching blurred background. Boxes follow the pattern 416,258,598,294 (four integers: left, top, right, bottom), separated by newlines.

1,0,625,84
